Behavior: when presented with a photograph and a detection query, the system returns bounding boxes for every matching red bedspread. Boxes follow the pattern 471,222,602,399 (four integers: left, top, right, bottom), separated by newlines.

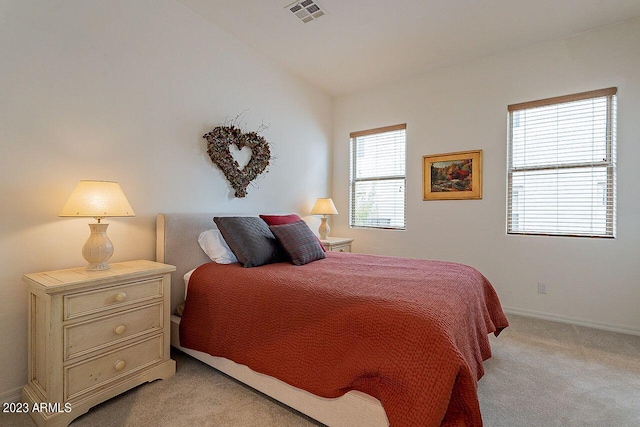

180,252,508,426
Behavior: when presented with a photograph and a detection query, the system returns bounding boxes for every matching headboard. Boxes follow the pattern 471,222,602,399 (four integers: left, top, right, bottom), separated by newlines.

156,213,215,314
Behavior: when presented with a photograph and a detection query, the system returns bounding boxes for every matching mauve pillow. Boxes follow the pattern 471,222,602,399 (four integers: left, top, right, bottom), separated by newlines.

214,217,281,268
269,220,326,266
260,213,326,252
259,213,302,225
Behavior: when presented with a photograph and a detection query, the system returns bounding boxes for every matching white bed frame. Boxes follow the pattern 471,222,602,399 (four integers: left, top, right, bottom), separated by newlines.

156,213,389,427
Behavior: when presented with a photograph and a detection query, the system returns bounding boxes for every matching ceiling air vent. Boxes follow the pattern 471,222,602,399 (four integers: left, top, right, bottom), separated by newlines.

286,0,325,23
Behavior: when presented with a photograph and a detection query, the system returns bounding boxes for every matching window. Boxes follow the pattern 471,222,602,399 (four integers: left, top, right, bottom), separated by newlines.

507,88,617,237
350,124,406,230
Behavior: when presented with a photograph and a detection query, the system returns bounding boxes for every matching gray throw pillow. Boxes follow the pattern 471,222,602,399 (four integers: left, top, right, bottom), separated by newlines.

214,217,281,268
269,220,326,266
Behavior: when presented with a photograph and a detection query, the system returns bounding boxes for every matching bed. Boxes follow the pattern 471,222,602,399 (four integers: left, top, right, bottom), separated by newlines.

156,213,508,427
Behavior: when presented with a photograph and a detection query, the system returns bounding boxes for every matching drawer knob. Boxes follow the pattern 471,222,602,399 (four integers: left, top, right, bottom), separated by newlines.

113,324,126,335
114,292,127,302
114,360,126,371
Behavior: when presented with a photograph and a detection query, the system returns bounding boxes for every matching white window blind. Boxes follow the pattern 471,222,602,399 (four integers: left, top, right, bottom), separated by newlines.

350,124,406,230
507,88,617,237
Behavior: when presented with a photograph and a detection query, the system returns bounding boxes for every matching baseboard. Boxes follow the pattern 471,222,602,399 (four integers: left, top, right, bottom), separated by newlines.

503,306,640,337
0,386,23,404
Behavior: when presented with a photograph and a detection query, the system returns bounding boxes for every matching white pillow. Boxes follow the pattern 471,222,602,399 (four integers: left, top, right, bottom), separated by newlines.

183,268,195,298
198,229,238,264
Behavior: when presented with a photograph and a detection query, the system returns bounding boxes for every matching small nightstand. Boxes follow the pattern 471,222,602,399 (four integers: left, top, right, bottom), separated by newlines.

22,260,176,427
320,237,354,252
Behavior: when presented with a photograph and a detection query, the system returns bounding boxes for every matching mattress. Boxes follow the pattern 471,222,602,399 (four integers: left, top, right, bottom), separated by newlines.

179,252,508,426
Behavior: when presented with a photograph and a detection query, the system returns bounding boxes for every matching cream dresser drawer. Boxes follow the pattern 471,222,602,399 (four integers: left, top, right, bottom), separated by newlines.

65,303,163,359
320,237,354,253
23,260,176,427
65,335,164,401
64,277,163,320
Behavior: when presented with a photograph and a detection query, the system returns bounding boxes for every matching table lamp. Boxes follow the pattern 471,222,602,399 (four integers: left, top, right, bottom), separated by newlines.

310,197,338,240
59,180,135,271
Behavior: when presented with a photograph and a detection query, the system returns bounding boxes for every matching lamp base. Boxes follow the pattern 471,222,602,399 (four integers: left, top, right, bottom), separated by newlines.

318,216,330,240
83,223,114,271
86,261,110,271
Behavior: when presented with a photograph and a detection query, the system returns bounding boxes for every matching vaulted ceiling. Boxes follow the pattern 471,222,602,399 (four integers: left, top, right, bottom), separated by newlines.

177,0,640,96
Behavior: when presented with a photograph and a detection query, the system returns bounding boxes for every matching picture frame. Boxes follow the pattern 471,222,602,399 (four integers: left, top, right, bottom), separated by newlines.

423,150,482,200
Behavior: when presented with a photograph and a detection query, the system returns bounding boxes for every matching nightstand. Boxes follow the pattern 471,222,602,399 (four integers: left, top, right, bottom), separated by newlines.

320,237,354,252
22,260,176,427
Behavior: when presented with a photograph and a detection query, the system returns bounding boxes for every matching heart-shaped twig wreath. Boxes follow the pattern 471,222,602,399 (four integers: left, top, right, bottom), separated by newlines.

204,122,271,198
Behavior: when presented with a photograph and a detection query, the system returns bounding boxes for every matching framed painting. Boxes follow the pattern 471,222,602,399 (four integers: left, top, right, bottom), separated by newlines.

423,150,482,200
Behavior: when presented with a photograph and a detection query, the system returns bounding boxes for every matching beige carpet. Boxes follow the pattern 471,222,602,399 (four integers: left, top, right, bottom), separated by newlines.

3,314,639,426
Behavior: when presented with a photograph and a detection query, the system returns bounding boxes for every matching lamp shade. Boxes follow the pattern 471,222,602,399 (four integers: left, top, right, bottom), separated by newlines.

311,198,338,216
59,180,135,220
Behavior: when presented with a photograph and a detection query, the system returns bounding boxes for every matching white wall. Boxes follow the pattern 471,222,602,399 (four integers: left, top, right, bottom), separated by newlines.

333,18,640,334
0,0,332,400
